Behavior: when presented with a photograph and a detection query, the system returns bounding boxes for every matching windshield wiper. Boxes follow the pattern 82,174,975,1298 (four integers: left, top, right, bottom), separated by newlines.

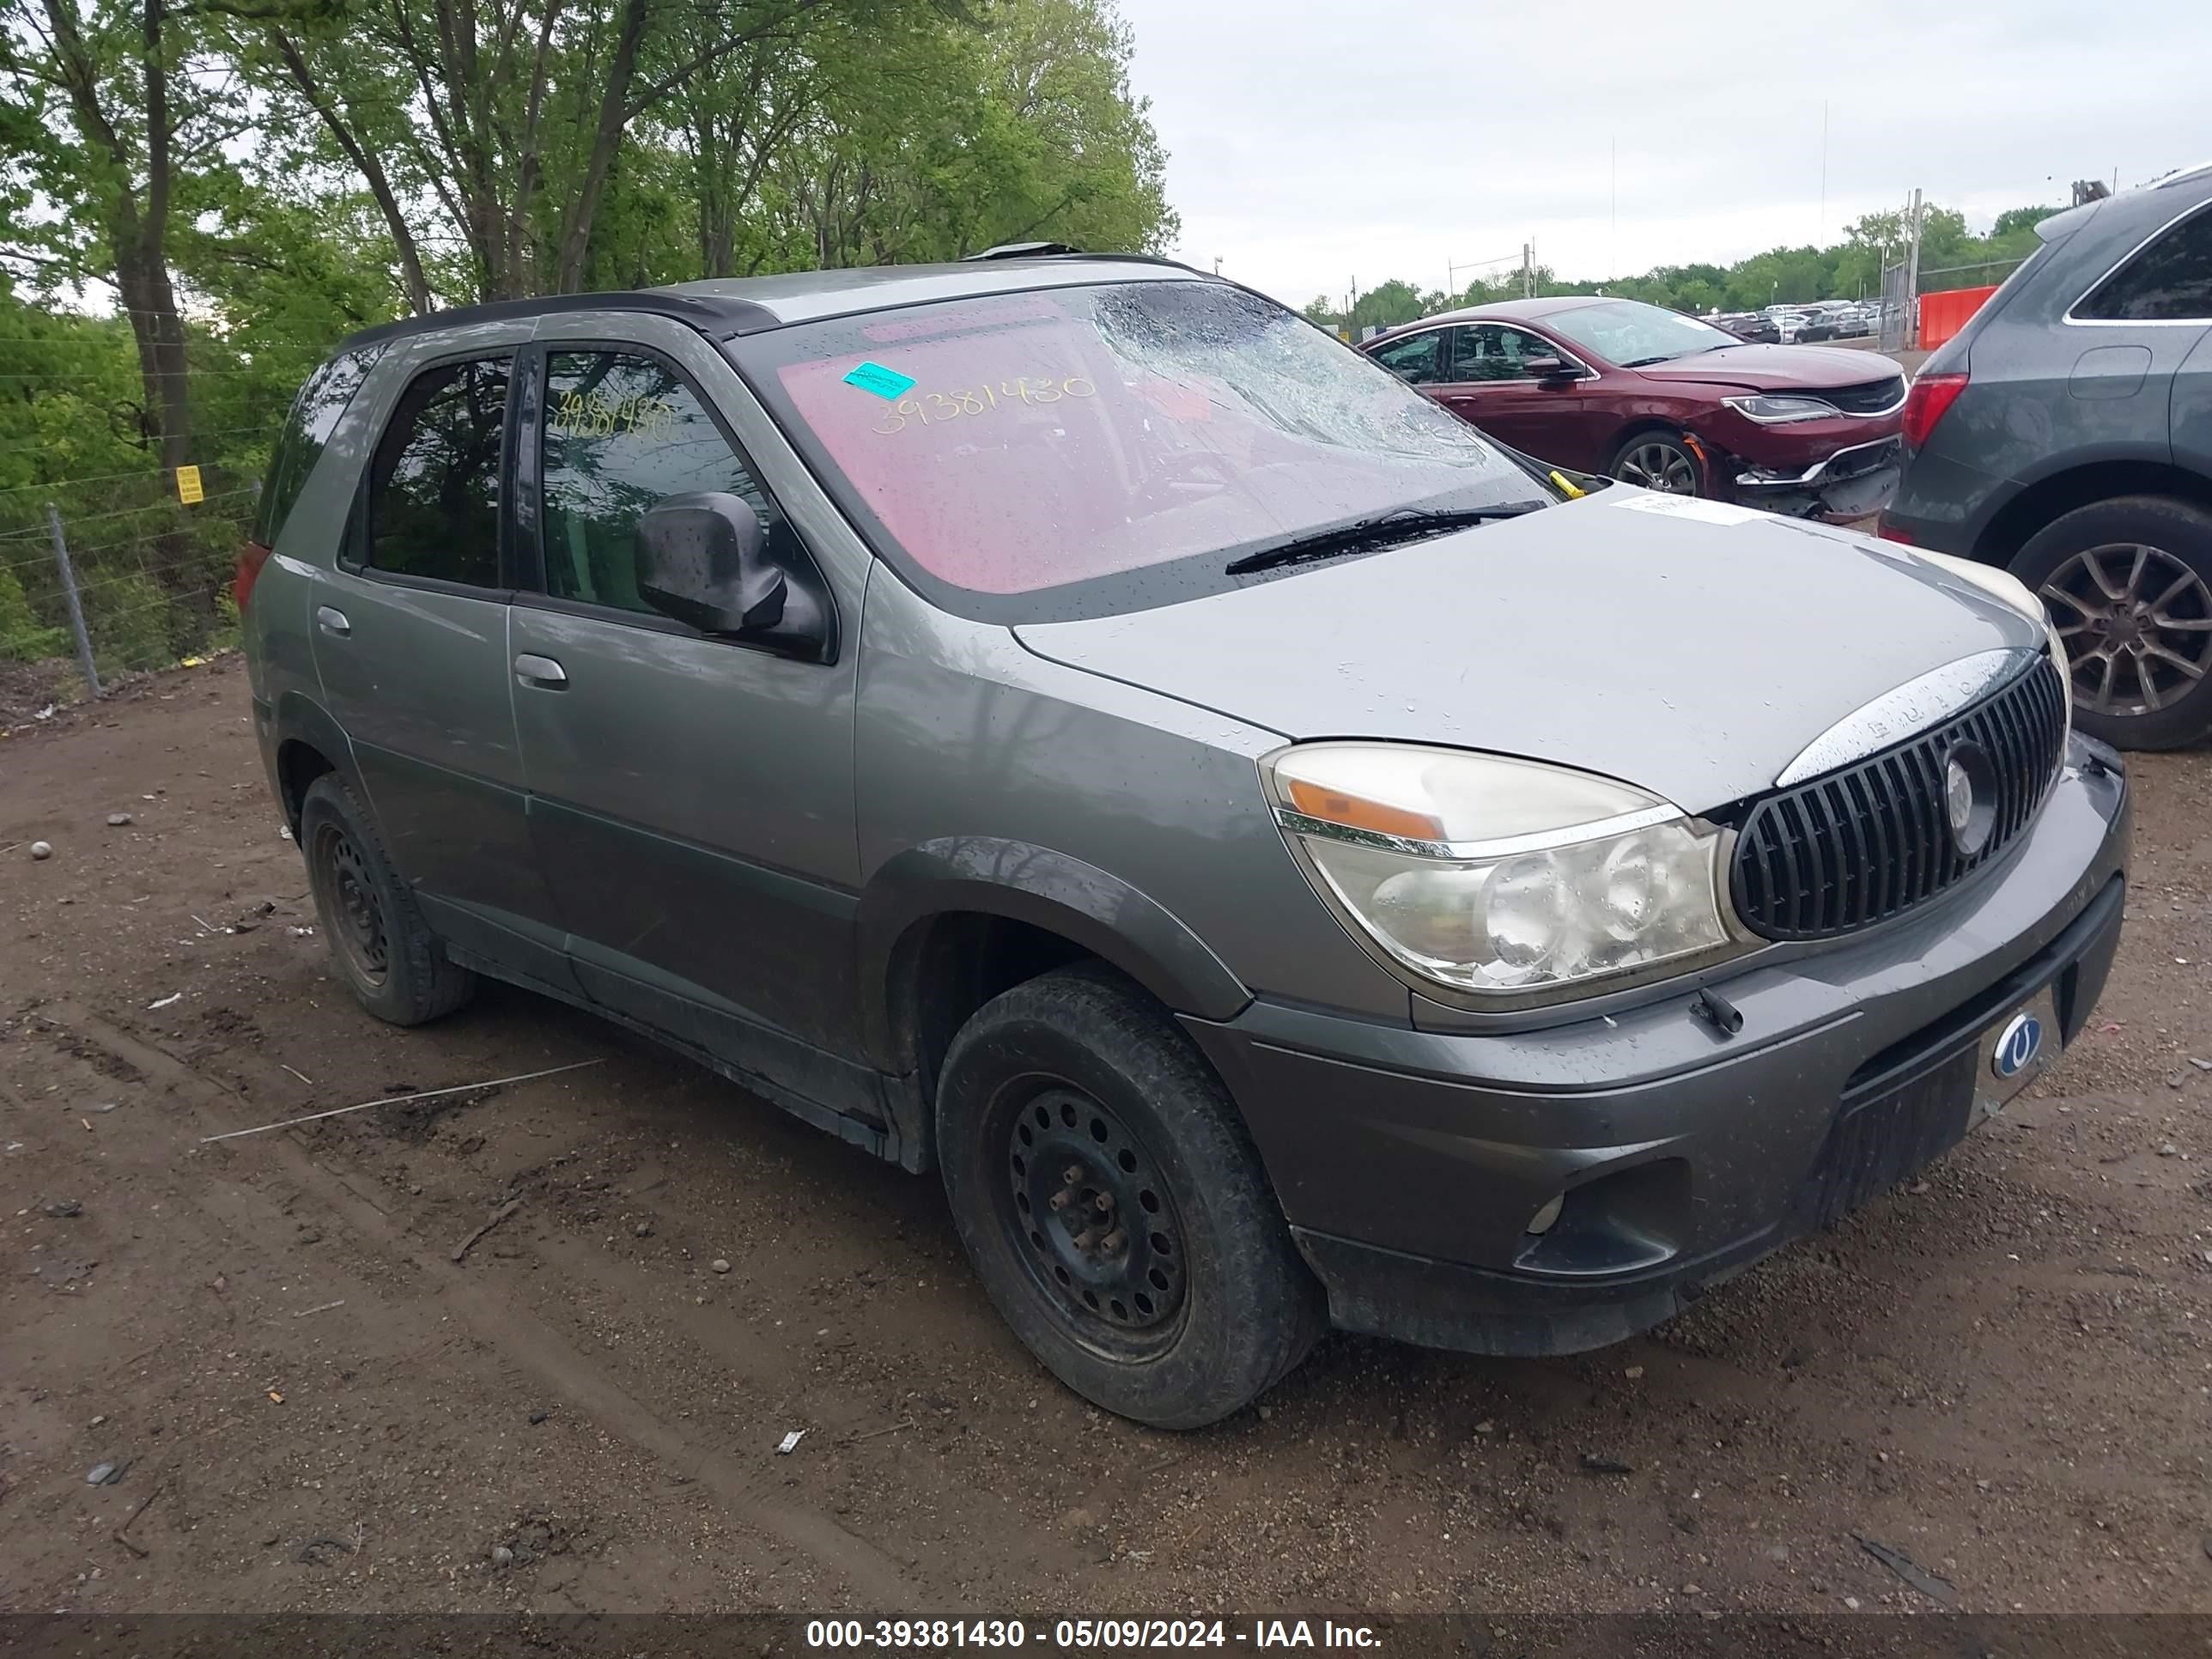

1224,502,1546,576
1619,353,1681,368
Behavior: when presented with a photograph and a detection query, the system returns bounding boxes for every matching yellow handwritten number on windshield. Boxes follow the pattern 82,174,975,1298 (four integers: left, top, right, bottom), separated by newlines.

872,374,1097,434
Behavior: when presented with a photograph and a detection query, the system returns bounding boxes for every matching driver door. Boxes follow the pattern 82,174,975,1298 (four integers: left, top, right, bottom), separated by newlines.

1431,324,1598,468
507,316,875,1108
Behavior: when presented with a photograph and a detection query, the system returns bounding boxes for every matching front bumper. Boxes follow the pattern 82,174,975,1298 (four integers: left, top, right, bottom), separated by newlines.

1183,744,2130,1358
1727,434,1903,521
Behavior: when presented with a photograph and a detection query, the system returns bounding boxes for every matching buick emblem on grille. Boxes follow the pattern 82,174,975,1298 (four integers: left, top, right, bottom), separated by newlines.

1943,741,1996,856
1944,757,1973,834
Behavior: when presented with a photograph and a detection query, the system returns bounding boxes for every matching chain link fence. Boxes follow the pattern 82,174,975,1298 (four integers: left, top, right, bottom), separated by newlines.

0,462,264,701
0,312,318,716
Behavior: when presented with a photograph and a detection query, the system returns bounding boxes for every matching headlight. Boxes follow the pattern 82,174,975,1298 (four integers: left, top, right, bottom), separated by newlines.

1264,744,1747,1003
1722,393,1841,424
1909,548,2074,734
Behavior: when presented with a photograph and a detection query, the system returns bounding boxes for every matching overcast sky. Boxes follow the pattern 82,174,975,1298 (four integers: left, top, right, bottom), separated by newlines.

1114,0,2211,309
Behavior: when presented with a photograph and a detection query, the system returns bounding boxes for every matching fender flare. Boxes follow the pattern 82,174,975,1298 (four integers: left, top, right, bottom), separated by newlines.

855,838,1251,1073
269,690,368,830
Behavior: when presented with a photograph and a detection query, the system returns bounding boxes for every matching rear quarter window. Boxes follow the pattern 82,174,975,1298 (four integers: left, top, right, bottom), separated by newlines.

253,343,386,548
2073,200,2212,322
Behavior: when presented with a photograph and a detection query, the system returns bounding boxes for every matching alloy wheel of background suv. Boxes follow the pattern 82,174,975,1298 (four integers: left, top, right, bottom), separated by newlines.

2011,495,2212,750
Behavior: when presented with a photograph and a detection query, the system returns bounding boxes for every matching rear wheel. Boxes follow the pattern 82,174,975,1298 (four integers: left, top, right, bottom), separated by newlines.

2009,495,2212,750
299,774,475,1024
935,965,1323,1429
1608,429,1701,495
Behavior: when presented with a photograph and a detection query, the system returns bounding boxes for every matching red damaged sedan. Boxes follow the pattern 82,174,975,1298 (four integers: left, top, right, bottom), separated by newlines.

1361,296,1906,520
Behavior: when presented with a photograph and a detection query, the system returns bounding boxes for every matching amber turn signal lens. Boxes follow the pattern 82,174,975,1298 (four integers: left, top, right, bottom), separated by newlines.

1284,778,1444,842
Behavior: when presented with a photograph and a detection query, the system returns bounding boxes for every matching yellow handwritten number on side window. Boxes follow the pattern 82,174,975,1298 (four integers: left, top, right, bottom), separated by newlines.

550,389,678,441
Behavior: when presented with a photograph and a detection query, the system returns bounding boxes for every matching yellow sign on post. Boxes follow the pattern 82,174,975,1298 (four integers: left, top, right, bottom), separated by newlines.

175,464,204,505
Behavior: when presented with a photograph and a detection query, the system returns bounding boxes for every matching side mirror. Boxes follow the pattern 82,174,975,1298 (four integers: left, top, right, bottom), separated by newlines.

635,491,830,659
1525,357,1577,384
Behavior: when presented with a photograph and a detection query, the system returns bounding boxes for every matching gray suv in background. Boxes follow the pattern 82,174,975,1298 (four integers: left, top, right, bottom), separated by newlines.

1883,162,2212,749
240,256,2128,1427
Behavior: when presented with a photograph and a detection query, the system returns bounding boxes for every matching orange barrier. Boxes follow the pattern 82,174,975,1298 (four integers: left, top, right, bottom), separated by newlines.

1919,284,2000,351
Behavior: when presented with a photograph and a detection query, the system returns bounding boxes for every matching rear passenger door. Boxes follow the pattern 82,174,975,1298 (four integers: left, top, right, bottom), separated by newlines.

2127,204,2212,478
2057,198,2212,453
507,319,872,1105
309,337,570,980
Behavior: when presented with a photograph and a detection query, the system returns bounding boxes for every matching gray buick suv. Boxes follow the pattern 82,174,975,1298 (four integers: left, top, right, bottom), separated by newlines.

240,254,2130,1427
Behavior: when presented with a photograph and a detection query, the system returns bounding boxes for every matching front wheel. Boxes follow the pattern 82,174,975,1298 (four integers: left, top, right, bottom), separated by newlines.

934,965,1323,1429
2010,495,2212,750
1608,430,1702,495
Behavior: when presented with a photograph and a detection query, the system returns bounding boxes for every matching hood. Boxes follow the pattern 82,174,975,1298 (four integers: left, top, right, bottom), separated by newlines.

1013,493,2045,813
1629,343,1904,393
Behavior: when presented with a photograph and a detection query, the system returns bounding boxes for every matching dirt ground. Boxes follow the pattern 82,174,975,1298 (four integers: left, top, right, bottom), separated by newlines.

3,656,2209,1619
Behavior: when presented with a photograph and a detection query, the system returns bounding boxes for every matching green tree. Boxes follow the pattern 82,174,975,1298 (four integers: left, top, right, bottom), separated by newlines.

762,0,1172,269
2,0,231,483
1994,204,2061,239
1341,277,1423,334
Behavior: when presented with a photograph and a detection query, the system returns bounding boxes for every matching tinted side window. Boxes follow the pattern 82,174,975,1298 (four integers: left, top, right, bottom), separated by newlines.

2076,204,2212,321
1448,325,1556,381
365,356,510,587
1370,331,1443,386
254,344,385,548
1495,325,1563,374
539,351,769,616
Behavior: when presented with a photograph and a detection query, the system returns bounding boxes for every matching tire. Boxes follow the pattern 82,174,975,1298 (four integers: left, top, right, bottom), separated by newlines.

298,773,476,1025
1607,428,1702,495
2008,495,2212,750
934,964,1324,1429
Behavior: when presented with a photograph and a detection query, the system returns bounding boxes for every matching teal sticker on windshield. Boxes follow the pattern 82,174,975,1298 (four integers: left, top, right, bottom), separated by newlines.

844,361,916,400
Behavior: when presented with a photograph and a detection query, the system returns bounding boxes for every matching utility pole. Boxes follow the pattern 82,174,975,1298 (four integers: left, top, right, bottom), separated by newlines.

1903,188,1925,349
1212,256,1222,276
1522,243,1533,298
1609,137,1618,281
1819,100,1829,242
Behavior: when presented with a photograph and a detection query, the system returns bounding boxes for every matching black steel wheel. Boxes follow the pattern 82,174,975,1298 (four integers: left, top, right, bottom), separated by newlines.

297,774,475,1025
998,1085,1188,1357
935,965,1324,1429
1609,431,1701,495
2011,495,2212,750
313,818,390,988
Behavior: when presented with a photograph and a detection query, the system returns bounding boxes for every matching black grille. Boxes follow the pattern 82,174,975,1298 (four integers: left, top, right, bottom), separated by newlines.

1730,655,2069,941
1824,375,1906,415
1792,1048,1975,1230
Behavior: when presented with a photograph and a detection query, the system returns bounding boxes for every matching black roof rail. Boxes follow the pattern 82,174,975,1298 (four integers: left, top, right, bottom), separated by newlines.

335,288,782,354
963,241,1084,260
957,244,1200,275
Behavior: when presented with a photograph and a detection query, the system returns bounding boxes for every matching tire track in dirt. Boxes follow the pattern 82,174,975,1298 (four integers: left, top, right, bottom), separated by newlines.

33,1000,919,1604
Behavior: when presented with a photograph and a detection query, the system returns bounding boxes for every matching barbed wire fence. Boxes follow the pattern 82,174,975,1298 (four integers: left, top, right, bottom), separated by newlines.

0,314,324,708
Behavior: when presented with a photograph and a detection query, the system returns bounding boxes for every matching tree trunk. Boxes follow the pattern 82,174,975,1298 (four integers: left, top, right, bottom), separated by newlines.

552,0,649,292
135,0,209,633
272,31,436,313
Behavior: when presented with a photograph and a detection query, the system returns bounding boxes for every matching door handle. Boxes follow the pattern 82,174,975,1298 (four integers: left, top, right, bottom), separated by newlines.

514,653,568,690
315,605,350,637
